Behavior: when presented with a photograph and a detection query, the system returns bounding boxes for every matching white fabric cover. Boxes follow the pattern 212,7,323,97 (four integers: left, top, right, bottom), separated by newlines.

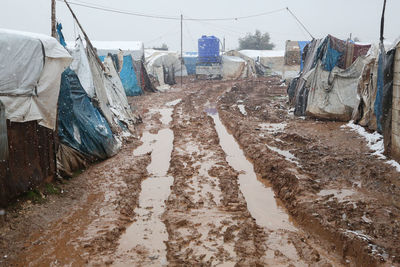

0,29,72,130
306,57,366,121
222,55,247,79
70,39,96,98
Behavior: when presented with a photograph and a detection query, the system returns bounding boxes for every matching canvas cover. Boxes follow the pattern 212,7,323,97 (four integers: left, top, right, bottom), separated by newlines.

0,29,72,129
306,57,366,121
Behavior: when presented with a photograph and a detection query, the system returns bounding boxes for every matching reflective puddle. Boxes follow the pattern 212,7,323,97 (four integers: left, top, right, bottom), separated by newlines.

114,106,175,266
208,110,295,232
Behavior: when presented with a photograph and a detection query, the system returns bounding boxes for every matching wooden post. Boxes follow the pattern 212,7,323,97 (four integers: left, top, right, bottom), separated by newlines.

63,0,105,71
51,0,57,37
380,0,387,43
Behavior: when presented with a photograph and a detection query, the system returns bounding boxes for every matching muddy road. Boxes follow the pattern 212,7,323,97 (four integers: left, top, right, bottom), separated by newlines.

0,77,399,266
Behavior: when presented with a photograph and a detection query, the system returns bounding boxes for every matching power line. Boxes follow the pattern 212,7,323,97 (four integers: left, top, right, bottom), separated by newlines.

57,0,286,22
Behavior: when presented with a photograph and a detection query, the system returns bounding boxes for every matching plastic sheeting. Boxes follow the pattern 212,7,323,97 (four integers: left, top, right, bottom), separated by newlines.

70,39,96,98
58,68,120,160
119,55,142,96
306,57,366,121
298,41,310,71
102,55,138,126
221,55,247,79
0,29,72,130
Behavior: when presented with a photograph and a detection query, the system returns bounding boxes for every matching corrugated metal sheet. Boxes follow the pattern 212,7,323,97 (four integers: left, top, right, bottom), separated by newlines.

0,121,56,206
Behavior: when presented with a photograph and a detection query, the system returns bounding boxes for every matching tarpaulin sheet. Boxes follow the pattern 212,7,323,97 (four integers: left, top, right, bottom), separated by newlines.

183,56,197,75
375,44,385,132
298,41,310,72
58,68,119,160
56,23,67,48
0,29,71,129
120,55,142,96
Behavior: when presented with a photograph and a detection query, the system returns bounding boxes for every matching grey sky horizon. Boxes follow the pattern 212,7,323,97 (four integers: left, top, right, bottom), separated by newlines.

2,0,400,51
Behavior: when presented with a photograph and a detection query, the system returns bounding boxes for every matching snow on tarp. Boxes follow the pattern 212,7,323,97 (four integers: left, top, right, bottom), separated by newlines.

58,68,120,161
0,29,72,130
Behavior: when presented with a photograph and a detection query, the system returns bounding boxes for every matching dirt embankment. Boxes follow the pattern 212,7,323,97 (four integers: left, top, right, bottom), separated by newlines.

217,77,400,266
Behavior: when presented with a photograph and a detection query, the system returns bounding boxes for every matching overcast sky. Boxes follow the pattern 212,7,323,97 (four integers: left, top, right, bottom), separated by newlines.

1,0,400,51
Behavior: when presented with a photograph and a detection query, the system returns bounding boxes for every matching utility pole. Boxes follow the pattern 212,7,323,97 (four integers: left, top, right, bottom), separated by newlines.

180,14,183,87
223,37,226,52
51,0,57,37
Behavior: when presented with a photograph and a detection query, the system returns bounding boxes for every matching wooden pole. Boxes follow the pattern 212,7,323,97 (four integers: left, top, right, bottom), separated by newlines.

63,0,105,71
51,0,57,37
181,14,183,87
380,0,387,43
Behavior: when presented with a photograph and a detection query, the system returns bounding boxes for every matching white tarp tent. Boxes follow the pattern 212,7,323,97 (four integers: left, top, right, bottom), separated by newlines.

221,55,248,80
145,49,187,90
0,29,72,130
69,38,138,133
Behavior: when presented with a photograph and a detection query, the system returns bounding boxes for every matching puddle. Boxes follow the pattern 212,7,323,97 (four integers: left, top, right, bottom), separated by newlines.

266,145,301,167
208,112,295,232
114,112,175,266
318,189,355,202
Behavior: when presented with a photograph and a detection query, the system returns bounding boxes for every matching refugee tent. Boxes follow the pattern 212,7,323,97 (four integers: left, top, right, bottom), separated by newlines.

145,49,187,90
94,41,156,96
93,41,145,61
0,29,71,205
70,38,139,132
224,50,257,79
239,49,298,80
289,35,371,120
183,52,198,75
57,68,120,176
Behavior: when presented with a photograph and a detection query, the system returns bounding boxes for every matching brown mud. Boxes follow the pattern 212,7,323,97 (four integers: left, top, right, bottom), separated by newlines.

0,77,397,266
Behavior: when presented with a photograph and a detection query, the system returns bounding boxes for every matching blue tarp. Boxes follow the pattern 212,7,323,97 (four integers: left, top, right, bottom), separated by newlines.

58,68,118,160
183,57,197,75
120,55,142,96
297,41,310,72
56,23,67,48
322,40,343,72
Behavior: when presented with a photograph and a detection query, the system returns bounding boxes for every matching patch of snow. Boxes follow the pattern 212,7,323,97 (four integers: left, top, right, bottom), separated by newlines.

342,121,400,172
259,122,287,134
166,99,182,106
266,145,300,166
317,189,355,202
238,104,247,116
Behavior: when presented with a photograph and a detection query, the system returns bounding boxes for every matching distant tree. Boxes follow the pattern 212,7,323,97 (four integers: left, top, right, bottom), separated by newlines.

238,30,275,50
153,43,169,51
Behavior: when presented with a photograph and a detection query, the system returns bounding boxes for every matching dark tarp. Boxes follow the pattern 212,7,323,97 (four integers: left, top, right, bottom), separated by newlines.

0,100,7,161
58,68,118,161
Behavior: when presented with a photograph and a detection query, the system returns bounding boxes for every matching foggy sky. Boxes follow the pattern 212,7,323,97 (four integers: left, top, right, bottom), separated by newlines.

1,0,400,51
